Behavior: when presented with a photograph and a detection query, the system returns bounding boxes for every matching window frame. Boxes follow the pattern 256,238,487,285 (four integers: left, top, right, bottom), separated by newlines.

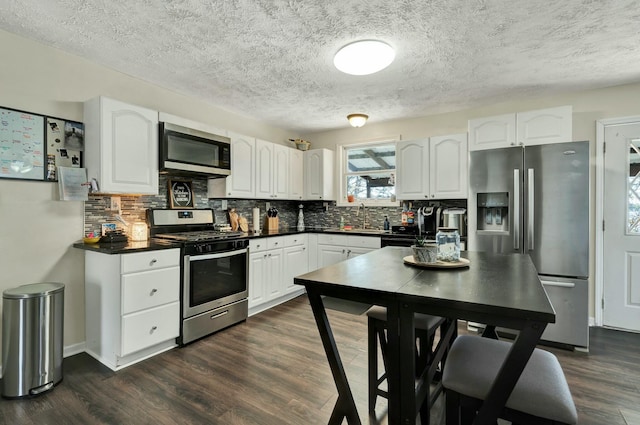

335,136,400,207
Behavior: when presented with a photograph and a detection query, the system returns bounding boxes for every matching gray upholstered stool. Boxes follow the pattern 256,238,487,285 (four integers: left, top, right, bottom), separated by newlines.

442,335,578,425
366,306,448,422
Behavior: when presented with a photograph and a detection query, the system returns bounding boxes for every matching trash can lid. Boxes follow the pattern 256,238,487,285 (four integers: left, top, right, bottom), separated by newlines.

3,282,65,299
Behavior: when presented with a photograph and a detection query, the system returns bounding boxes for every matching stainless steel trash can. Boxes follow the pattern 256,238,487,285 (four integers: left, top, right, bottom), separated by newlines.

2,282,64,398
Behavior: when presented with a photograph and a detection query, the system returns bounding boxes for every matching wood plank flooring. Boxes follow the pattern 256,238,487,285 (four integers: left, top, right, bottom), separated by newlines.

1,294,639,424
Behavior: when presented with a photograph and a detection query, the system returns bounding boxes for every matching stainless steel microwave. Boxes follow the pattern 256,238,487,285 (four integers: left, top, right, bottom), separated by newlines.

159,122,231,177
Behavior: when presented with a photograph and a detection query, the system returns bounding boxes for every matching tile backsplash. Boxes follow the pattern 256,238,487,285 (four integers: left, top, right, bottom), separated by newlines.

83,175,466,236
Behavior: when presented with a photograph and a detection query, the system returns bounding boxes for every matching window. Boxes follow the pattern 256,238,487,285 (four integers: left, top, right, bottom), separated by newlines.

628,138,640,234
338,140,397,205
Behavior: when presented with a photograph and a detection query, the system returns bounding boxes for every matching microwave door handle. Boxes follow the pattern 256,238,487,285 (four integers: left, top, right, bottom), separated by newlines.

189,248,248,261
513,169,520,250
527,168,534,251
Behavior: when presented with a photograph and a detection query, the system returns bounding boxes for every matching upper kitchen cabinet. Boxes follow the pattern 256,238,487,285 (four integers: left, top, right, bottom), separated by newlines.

396,135,468,200
289,148,304,200
208,132,256,198
429,133,468,199
84,96,159,194
304,148,335,200
255,139,289,199
468,105,572,151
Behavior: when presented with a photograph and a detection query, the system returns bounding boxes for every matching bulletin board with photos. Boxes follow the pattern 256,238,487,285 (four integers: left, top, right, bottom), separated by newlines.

0,105,84,182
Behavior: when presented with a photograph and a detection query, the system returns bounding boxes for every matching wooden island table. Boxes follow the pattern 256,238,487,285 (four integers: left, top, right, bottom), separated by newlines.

294,247,555,425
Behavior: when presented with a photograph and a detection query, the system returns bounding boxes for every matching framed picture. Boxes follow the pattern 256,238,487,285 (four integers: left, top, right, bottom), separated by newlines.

168,179,194,208
45,117,84,181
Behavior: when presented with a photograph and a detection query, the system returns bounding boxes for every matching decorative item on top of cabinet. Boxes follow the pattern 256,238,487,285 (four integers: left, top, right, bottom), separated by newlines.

395,134,468,201
468,105,572,151
83,96,159,194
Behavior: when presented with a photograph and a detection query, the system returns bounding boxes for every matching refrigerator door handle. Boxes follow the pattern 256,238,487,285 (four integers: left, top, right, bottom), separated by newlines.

541,280,575,288
528,168,535,251
513,169,520,250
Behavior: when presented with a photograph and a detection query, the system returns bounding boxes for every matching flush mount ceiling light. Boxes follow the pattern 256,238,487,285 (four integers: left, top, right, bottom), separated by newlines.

334,40,395,75
347,113,368,127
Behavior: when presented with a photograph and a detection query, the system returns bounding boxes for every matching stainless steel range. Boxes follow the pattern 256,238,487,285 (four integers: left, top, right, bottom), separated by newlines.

148,208,249,345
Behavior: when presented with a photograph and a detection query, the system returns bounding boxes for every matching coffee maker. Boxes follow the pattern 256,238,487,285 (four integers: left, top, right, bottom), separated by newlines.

416,206,440,239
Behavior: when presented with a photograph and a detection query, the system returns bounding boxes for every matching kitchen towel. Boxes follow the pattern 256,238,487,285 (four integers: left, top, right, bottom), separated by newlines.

252,208,260,233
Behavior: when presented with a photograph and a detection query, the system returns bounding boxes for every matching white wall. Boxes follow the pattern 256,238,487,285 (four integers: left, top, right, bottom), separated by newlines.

0,29,298,360
303,82,640,321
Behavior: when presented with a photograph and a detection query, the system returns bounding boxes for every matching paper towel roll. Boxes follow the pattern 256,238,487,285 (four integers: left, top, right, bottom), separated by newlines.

252,208,260,233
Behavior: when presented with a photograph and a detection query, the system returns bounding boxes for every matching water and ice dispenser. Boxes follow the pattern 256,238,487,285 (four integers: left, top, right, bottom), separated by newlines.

475,192,509,232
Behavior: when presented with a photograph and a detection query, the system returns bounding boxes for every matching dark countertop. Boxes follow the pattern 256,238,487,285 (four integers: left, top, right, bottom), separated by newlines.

295,247,555,325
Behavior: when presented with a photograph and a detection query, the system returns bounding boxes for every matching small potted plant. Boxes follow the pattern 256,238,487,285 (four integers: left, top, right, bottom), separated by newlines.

411,236,437,264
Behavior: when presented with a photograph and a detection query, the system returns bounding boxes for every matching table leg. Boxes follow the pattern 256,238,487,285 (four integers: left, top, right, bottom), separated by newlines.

473,320,547,425
305,288,361,425
386,302,417,425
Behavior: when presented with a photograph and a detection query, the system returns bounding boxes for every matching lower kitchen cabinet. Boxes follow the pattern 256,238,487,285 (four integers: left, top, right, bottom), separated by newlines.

317,234,381,268
84,248,180,370
248,235,307,315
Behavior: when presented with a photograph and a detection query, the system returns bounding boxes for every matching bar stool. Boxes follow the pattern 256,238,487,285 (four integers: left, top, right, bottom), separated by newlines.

366,306,449,422
442,335,578,425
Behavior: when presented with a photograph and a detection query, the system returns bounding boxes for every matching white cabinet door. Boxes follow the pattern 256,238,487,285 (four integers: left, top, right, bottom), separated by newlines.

283,245,308,294
255,139,274,198
395,139,429,200
84,96,159,194
289,148,304,200
516,105,572,146
318,244,346,268
273,144,289,199
429,133,468,199
248,251,267,308
345,247,376,259
304,149,335,200
226,132,256,198
265,249,283,301
468,113,516,151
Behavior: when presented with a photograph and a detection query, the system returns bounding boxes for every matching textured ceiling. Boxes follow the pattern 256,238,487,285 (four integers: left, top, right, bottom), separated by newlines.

1,0,639,133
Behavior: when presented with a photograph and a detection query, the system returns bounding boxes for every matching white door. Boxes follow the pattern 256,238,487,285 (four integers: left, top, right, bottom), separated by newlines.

227,132,255,198
283,245,308,294
429,133,468,199
603,122,640,331
395,139,429,200
255,139,274,198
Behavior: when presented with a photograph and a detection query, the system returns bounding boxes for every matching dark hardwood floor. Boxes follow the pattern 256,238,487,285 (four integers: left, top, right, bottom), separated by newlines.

1,294,639,425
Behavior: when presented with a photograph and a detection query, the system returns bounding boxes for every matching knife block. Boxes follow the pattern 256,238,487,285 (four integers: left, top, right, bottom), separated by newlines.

264,217,279,234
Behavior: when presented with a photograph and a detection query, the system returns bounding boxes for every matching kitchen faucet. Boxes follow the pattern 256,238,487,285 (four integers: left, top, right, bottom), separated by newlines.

356,203,368,229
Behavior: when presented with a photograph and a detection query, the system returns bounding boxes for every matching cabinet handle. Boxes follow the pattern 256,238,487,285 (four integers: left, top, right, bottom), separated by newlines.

303,247,306,251
150,326,158,334
149,259,157,265
263,254,267,258
150,288,158,296
268,253,272,257
228,193,231,195
211,310,229,320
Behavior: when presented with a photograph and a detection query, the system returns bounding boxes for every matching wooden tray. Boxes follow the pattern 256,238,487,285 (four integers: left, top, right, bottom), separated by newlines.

403,256,470,269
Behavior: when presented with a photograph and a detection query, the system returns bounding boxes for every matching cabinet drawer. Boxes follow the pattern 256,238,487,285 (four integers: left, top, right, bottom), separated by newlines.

249,239,268,253
121,249,180,274
122,267,180,314
347,236,381,249
121,302,179,356
267,236,285,250
317,234,349,246
284,234,307,247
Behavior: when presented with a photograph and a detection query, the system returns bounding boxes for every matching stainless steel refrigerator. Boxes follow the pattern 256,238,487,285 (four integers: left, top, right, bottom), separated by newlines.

468,141,589,349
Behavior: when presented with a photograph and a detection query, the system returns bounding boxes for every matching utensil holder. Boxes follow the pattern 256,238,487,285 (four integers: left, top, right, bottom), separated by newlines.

264,217,279,233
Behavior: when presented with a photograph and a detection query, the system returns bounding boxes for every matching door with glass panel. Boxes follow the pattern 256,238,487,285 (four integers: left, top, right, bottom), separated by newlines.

603,122,640,331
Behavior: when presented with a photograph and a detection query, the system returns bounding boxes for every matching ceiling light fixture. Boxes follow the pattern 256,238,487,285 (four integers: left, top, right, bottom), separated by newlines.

347,114,368,128
334,40,395,75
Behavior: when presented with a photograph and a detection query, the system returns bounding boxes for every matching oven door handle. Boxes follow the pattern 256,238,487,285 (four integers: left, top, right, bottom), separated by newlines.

186,248,248,261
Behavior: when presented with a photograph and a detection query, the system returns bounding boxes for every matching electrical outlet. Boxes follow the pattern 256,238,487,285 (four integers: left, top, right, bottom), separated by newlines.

265,202,271,211
110,196,121,212
221,200,228,210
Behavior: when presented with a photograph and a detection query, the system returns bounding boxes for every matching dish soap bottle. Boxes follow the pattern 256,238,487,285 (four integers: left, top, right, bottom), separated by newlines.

383,215,390,231
339,216,345,230
297,204,305,231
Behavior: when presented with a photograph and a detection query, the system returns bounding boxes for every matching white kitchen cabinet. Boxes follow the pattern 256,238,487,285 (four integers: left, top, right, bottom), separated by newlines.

255,139,289,199
316,234,380,267
429,133,468,199
396,135,468,200
289,148,304,200
84,248,180,370
248,235,306,315
282,234,308,295
208,132,256,198
468,106,572,151
84,96,159,194
304,148,335,200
